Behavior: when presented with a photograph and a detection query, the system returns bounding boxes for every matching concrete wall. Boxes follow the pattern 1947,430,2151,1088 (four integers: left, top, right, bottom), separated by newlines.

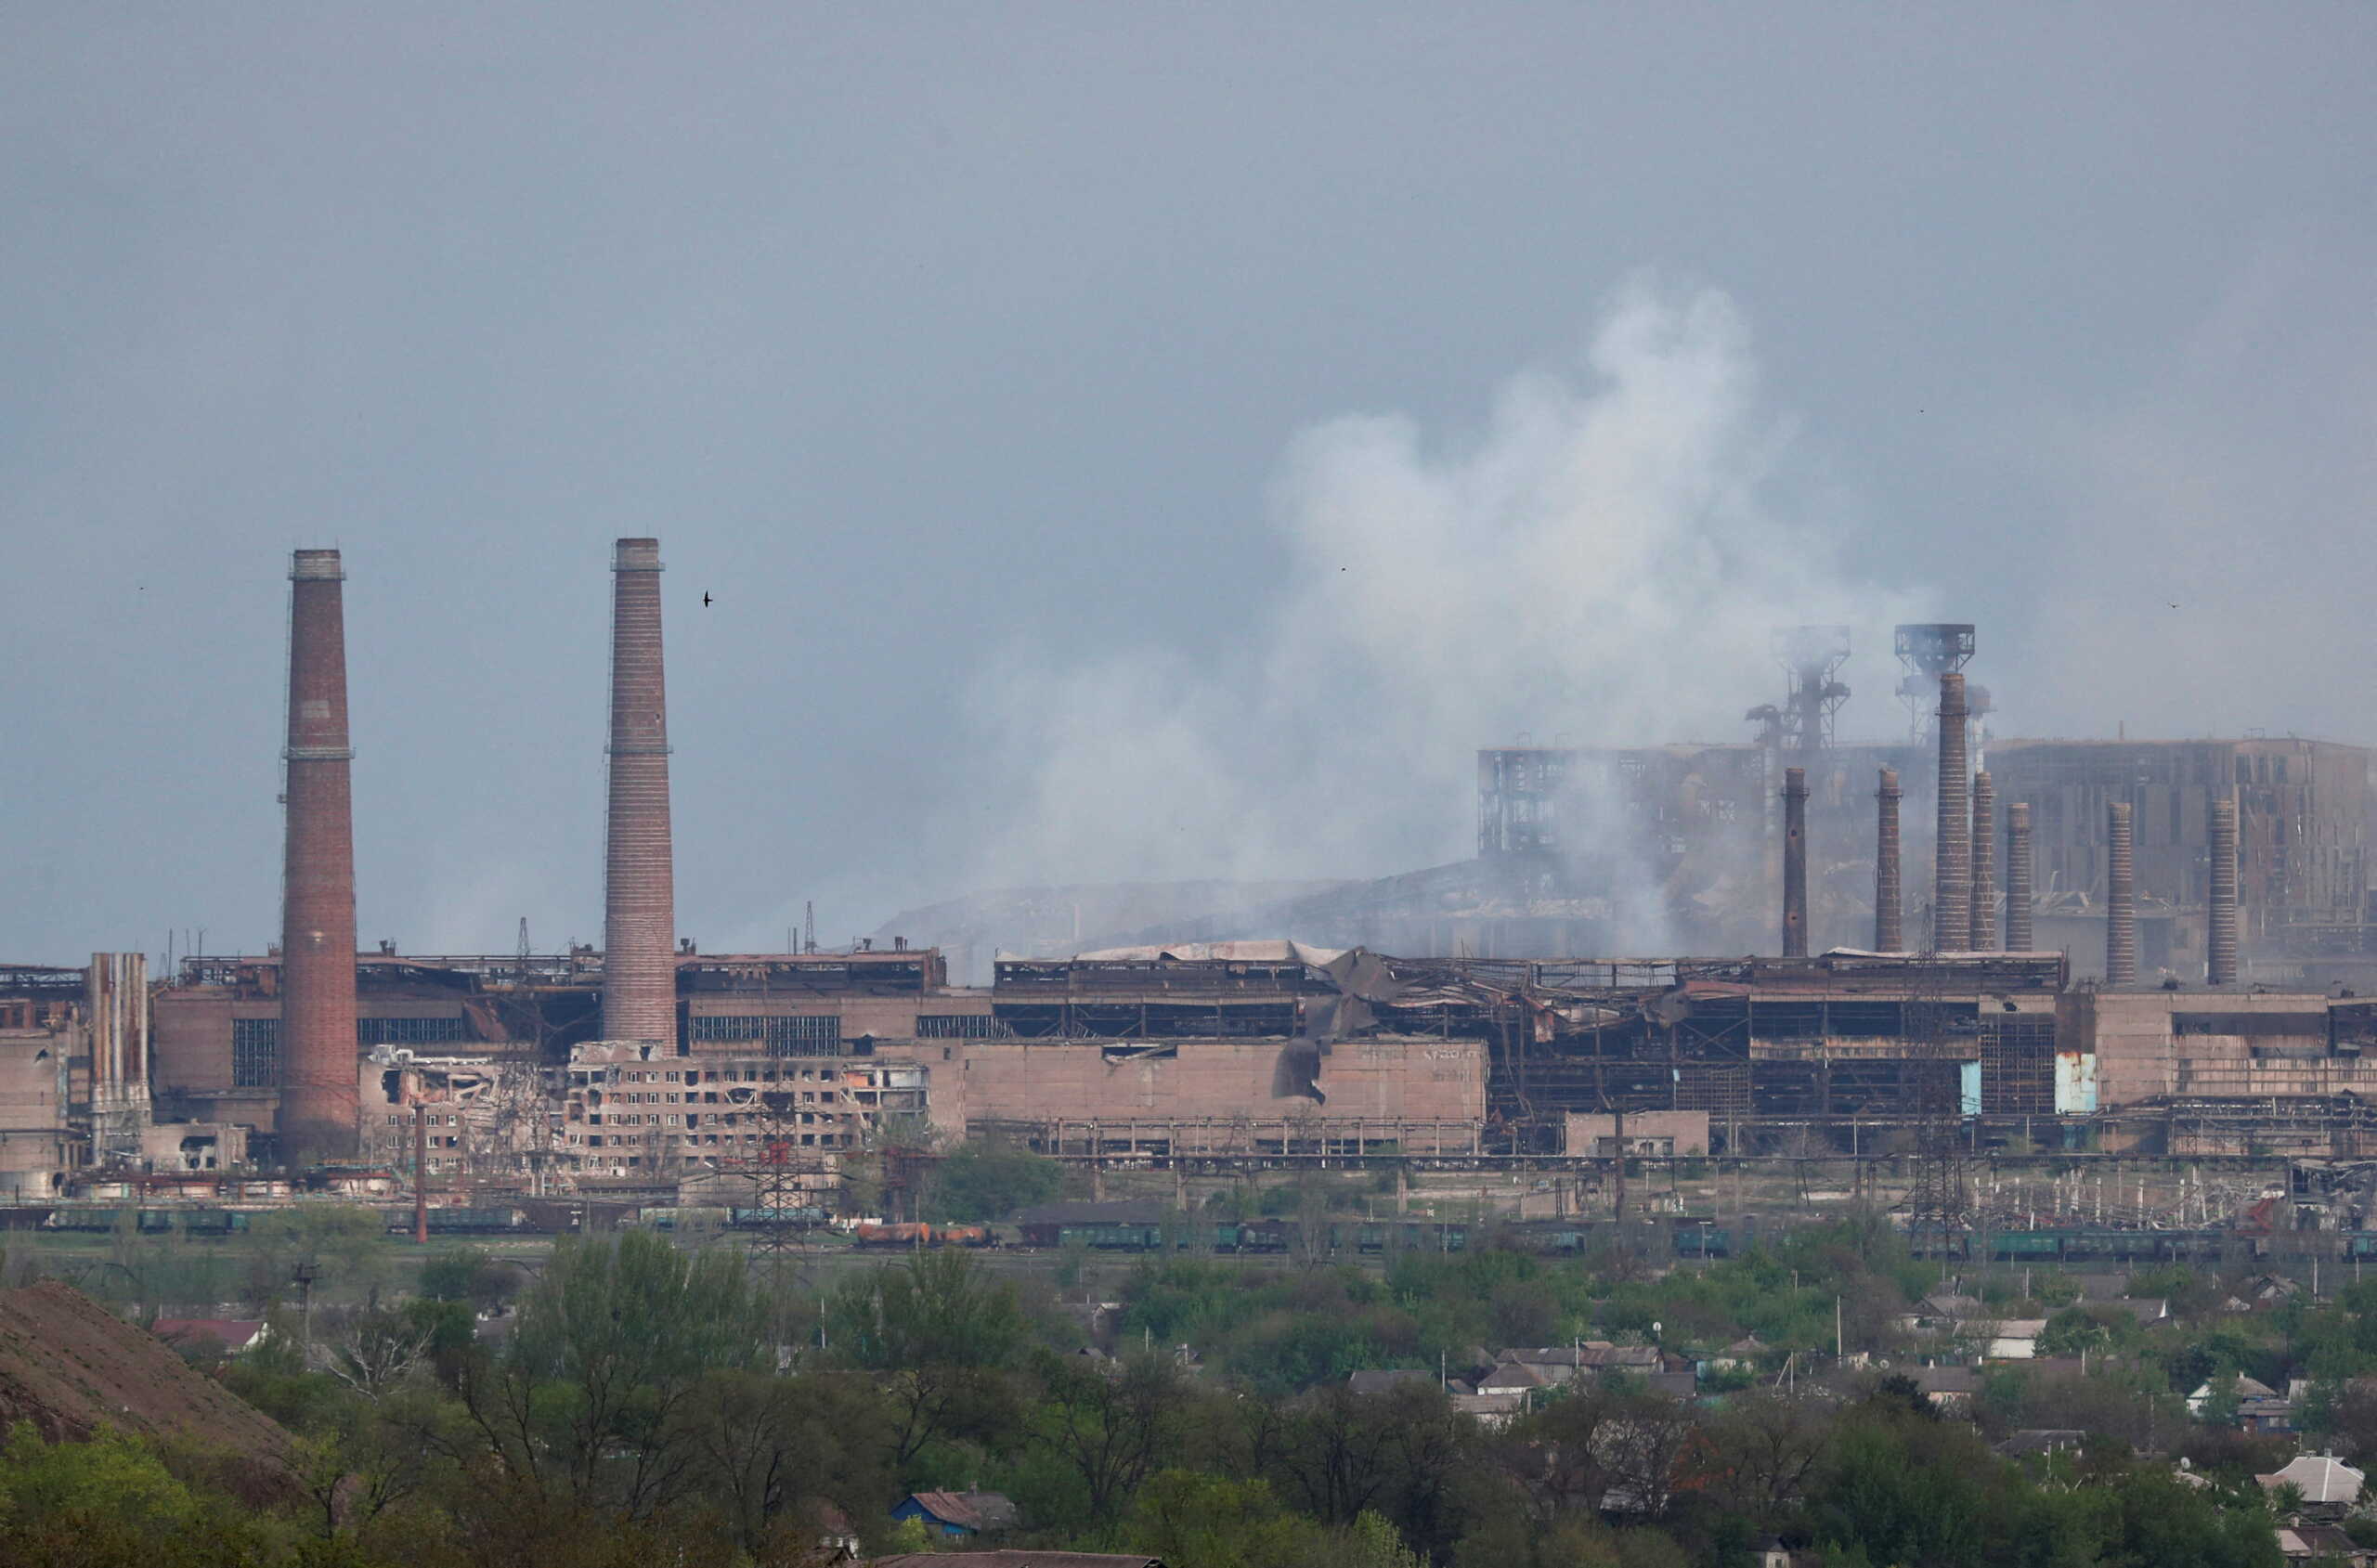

0,1029,71,1194
1565,1109,1711,1157
957,1036,1484,1130
2059,989,2377,1107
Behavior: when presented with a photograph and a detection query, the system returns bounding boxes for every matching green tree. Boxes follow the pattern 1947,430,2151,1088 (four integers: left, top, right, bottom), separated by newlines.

465,1228,771,1512
925,1138,1063,1223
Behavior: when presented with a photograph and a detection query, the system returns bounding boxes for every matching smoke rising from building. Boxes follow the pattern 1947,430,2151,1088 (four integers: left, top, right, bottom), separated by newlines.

948,285,1933,946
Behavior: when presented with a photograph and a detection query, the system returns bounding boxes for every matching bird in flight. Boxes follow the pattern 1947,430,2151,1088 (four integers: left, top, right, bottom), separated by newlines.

703,591,713,607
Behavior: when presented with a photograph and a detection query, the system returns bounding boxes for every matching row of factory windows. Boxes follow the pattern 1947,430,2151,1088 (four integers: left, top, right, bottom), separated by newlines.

570,1132,847,1150
230,1017,470,1087
575,1064,912,1088
585,1110,856,1129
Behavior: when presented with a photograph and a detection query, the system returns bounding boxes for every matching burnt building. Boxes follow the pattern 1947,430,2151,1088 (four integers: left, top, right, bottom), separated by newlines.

1987,737,2374,980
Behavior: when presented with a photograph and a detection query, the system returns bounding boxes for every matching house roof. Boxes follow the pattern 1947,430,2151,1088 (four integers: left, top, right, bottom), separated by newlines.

2280,1523,2360,1558
1995,1428,2089,1456
1990,1320,2049,1340
2259,1455,2366,1505
2198,1375,2281,1401
898,1492,1021,1533
1914,1365,1980,1394
1346,1369,1438,1395
1450,1392,1526,1418
1723,1334,1765,1355
1478,1361,1552,1391
1916,1293,1984,1318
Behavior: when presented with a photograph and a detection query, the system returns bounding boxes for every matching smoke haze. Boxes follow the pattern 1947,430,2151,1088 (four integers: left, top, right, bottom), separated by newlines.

2,7,2371,962
953,284,1932,909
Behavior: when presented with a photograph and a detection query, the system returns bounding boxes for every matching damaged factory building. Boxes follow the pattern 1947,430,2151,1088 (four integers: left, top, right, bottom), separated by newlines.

24,560,2377,1217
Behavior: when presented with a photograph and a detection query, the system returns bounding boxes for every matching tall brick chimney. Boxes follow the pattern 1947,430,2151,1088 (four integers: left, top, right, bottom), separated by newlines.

280,549,360,1165
603,538,676,1048
2208,795,2240,986
1781,767,1809,957
1968,770,1997,951
2005,802,2034,951
1932,672,1971,952
2106,800,2137,985
1874,767,1903,952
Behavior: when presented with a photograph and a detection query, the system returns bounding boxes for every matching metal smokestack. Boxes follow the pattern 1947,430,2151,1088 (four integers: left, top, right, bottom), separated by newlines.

2209,795,2240,986
1875,767,1903,952
1932,671,1971,952
1969,770,1997,951
603,538,677,1049
280,549,360,1166
2006,802,2034,952
2106,800,2137,984
1782,766,1809,957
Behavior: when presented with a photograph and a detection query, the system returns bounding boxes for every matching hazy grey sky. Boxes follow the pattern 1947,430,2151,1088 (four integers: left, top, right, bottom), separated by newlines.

6,6,2372,963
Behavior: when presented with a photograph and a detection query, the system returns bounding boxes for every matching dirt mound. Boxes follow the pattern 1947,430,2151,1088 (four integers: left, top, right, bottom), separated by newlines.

0,1281,288,1460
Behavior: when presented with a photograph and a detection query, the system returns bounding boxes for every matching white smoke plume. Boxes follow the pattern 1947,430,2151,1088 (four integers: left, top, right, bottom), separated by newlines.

951,280,1934,919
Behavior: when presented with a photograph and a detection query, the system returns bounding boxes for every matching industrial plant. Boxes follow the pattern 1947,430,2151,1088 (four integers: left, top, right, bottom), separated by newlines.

8,543,2377,1251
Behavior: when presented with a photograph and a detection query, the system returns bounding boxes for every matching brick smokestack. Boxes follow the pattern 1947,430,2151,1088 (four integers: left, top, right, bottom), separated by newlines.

1969,770,1997,951
1932,671,1971,952
2006,801,2034,951
2106,800,2137,984
2209,795,2240,986
604,538,676,1048
1781,766,1809,957
1875,767,1903,952
280,550,360,1166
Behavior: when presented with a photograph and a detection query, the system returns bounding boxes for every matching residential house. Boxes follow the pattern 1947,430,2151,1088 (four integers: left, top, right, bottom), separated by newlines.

2258,1455,2366,1517
1995,1429,2089,1458
2240,1393,2301,1435
1985,1320,2048,1360
1346,1368,1446,1396
890,1492,1021,1541
1913,1365,1980,1413
1750,1540,1823,1568
2275,1523,2373,1564
1476,1360,1554,1398
2188,1374,2281,1417
1449,1391,1527,1430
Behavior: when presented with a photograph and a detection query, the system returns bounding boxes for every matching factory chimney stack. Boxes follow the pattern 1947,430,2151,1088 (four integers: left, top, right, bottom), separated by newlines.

2006,802,2034,951
280,550,361,1166
2106,800,2137,984
1875,768,1903,952
1932,672,1971,952
1782,767,1809,957
603,538,677,1049
1969,771,1997,951
2209,796,2240,986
